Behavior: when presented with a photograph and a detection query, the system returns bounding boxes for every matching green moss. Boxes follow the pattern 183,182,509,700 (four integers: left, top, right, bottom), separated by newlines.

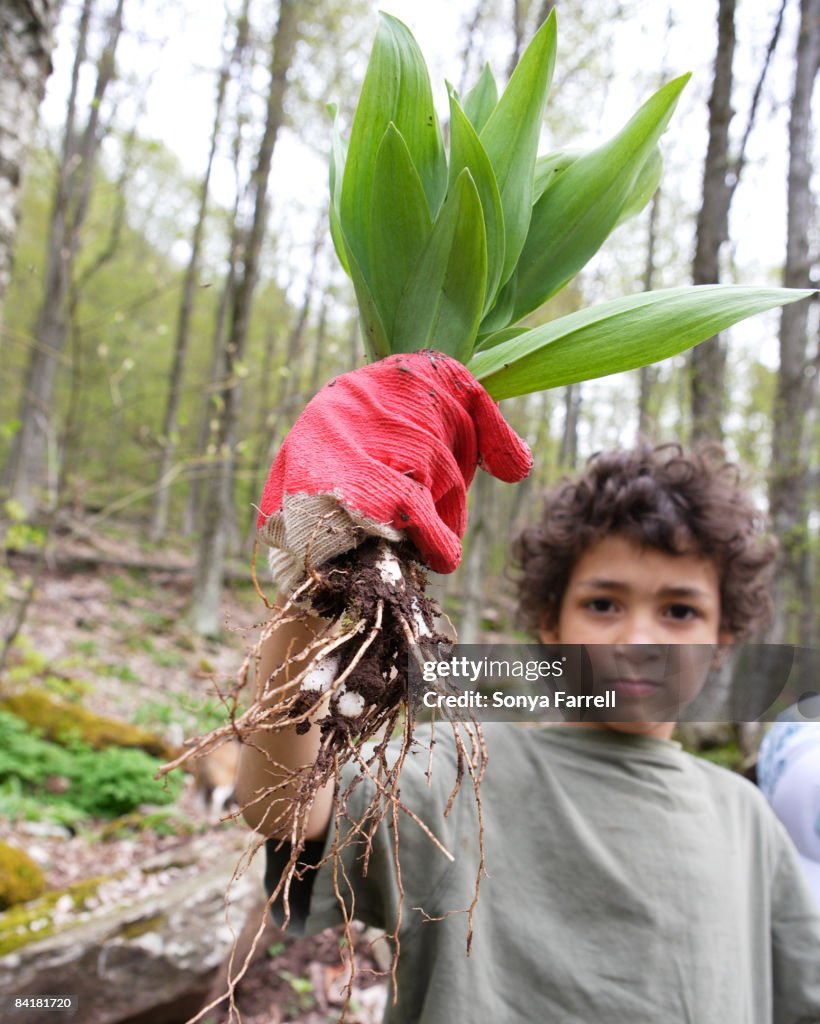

0,689,175,759
117,913,167,940
97,809,197,840
0,872,121,954
0,842,46,909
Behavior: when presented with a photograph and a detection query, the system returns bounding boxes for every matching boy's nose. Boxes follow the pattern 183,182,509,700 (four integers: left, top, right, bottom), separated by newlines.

613,612,662,648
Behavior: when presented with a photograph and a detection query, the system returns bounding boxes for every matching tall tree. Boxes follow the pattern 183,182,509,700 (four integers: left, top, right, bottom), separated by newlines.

192,0,301,636
769,0,819,646
689,0,736,443
150,0,251,541
638,189,661,439
4,0,126,514
689,0,788,441
0,0,62,321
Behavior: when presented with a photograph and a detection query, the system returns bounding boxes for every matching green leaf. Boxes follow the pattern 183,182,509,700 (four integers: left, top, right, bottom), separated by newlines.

468,286,815,399
463,63,498,133
532,148,584,202
615,145,663,227
473,326,529,352
480,12,557,284
510,74,689,325
368,124,433,335
340,13,447,283
476,274,517,338
343,236,391,362
393,169,487,362
327,103,349,275
447,90,505,312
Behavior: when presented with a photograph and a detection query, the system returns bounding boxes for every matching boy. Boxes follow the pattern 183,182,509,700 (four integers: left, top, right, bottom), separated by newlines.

238,355,820,1022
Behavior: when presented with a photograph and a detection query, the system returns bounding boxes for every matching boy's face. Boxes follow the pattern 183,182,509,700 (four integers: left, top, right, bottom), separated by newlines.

539,534,733,741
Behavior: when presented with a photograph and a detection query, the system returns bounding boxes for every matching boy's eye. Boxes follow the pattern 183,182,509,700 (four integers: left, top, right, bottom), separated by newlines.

666,604,698,621
585,598,616,614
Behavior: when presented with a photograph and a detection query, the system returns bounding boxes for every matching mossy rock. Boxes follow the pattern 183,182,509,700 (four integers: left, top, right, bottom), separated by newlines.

0,870,119,955
0,842,46,910
0,689,175,759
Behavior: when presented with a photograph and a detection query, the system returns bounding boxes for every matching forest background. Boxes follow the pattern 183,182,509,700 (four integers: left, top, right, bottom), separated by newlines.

0,1,818,1020
2,0,818,651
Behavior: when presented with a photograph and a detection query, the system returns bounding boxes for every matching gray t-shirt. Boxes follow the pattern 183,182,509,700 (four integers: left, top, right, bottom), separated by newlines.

269,723,820,1023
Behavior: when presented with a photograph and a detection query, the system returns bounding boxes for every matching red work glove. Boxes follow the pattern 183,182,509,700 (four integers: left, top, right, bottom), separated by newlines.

257,350,532,590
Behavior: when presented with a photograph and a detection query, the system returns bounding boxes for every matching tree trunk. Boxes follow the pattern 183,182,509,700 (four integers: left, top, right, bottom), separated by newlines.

4,0,125,514
506,0,524,81
559,383,581,469
689,0,736,443
457,0,488,93
150,0,251,541
638,188,661,440
0,0,62,319
192,0,301,636
768,0,819,647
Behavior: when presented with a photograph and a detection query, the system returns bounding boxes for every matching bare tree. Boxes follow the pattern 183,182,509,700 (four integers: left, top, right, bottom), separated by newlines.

150,0,251,541
689,0,736,442
559,383,581,469
638,189,661,439
690,0,788,441
192,0,302,636
4,0,126,514
0,0,62,320
769,0,819,647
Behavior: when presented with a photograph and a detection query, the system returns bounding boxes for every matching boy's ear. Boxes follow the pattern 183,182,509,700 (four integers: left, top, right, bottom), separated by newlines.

539,614,559,645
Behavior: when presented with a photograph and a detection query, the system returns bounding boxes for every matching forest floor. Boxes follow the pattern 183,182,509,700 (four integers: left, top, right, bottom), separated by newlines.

0,530,389,1024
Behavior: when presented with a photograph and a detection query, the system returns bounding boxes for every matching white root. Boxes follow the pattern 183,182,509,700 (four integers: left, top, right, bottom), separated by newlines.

375,544,405,588
300,543,415,721
301,654,340,692
337,689,366,718
411,596,432,639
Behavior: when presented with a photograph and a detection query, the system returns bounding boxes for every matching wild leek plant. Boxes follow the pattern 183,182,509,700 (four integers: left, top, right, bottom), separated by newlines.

328,12,806,390
164,16,811,1016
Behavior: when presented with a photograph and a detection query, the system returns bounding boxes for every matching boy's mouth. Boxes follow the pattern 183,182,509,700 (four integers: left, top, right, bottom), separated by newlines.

609,678,664,699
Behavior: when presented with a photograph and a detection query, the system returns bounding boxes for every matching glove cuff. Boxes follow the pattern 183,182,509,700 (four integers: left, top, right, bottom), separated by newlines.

258,491,403,592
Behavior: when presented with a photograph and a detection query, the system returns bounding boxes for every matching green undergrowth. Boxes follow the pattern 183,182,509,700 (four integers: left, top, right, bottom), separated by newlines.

0,710,182,821
0,689,175,758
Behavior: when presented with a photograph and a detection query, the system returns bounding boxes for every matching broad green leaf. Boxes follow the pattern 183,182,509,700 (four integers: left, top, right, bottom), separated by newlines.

472,326,529,352
393,169,487,361
479,143,665,338
510,74,689,324
532,148,584,202
476,272,517,337
368,124,433,335
468,286,814,400
448,90,505,312
327,103,349,275
480,12,557,284
340,13,447,283
463,63,498,133
615,146,663,227
343,233,391,362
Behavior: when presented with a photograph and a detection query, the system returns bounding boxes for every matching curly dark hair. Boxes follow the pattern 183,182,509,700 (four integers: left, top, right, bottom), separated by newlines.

513,443,777,640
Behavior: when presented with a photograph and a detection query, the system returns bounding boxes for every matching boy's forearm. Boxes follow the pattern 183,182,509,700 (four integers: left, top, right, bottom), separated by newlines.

235,613,335,840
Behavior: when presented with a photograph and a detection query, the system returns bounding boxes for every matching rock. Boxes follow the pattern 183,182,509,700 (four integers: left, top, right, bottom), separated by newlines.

0,831,265,1024
15,821,73,841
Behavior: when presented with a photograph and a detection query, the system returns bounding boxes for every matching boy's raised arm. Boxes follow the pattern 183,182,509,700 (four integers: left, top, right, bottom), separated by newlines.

237,352,531,842
235,613,335,841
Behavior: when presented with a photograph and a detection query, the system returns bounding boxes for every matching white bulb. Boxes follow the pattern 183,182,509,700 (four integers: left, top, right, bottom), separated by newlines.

337,691,366,718
301,655,339,692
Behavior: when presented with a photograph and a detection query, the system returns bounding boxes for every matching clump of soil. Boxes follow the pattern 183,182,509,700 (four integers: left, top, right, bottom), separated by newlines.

162,538,486,1022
